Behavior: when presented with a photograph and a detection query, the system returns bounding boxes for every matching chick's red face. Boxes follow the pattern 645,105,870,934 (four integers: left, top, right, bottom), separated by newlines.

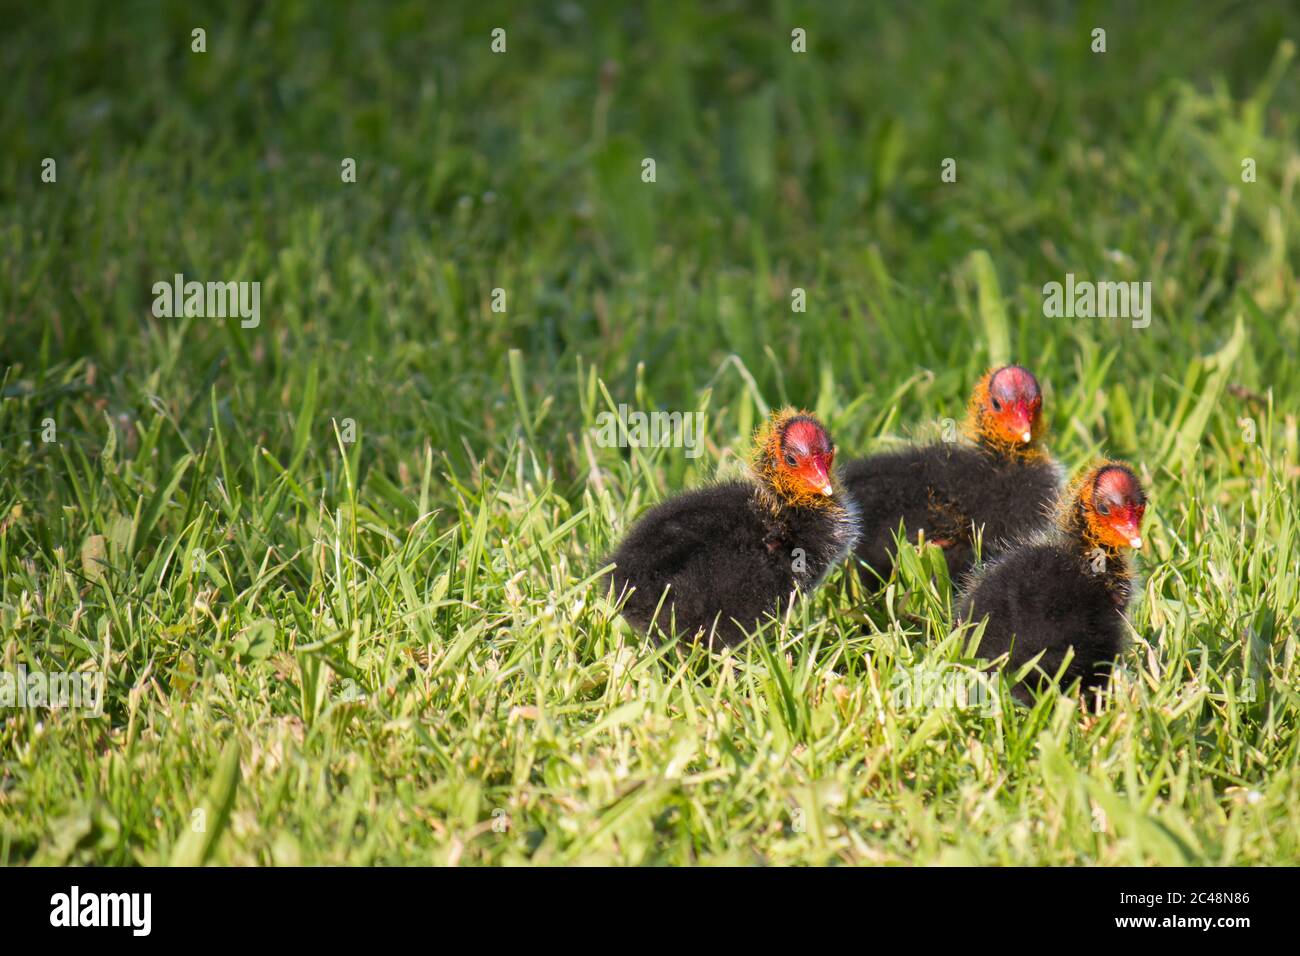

779,418,836,497
1088,465,1147,550
985,365,1043,446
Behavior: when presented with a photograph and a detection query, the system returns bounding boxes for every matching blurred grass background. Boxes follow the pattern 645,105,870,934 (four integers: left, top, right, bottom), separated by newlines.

1,0,1298,865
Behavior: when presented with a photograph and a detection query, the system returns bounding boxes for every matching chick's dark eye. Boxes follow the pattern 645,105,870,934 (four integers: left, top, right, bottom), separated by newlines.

784,453,798,468
990,397,1002,412
1096,500,1111,516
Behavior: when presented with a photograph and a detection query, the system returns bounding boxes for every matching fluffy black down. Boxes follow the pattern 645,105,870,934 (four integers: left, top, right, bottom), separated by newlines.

605,480,858,646
958,540,1133,699
839,443,1059,586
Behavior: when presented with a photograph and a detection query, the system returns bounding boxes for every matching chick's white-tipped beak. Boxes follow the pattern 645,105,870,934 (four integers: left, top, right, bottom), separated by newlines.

820,484,833,496
1021,431,1032,443
1129,536,1143,549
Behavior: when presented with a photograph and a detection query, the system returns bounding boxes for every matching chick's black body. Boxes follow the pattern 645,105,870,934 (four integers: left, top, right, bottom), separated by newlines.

607,481,858,646
841,443,1060,586
958,538,1134,700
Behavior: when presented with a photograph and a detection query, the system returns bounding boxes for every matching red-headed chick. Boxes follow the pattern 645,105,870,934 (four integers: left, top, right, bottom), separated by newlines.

958,461,1148,703
840,365,1061,587
605,408,860,646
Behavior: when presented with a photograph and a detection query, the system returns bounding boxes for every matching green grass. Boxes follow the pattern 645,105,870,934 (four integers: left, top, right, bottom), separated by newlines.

2,0,1299,865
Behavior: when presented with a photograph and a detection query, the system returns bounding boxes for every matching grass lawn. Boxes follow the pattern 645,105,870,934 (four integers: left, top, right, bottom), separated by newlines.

2,0,1299,865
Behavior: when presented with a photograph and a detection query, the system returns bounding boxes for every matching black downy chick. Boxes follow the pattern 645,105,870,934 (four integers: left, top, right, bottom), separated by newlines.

840,365,1061,587
605,409,860,647
957,461,1148,702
